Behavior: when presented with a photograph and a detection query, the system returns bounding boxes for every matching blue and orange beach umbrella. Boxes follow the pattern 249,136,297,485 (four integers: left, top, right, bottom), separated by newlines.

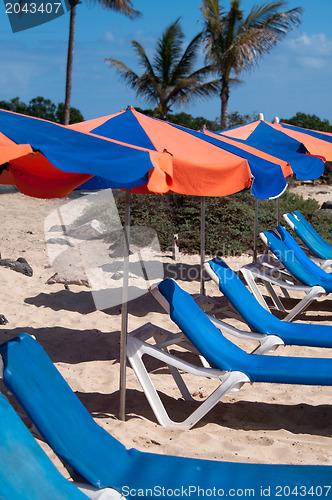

218,117,332,164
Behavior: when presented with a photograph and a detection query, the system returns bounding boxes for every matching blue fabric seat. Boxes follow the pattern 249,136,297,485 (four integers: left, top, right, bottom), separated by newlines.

1,333,332,499
206,257,332,348
284,210,332,261
0,392,88,500
157,279,332,385
263,225,332,293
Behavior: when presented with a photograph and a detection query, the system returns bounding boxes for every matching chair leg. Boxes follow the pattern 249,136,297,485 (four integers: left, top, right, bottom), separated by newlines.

240,267,271,311
241,265,326,321
264,282,286,312
127,331,249,429
282,286,325,321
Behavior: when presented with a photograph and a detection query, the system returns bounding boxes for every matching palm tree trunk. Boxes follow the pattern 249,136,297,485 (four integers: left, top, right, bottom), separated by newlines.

160,100,168,121
220,79,229,130
63,0,78,125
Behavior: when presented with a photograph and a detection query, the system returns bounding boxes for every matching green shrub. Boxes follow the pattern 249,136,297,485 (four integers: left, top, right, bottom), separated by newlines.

113,189,328,256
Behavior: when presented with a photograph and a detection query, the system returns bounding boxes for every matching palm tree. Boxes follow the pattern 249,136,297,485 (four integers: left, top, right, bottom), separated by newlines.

201,0,303,129
63,0,140,125
105,19,218,120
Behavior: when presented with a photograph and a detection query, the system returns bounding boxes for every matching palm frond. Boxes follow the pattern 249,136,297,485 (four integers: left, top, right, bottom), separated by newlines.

168,78,220,108
134,73,161,102
262,8,303,36
229,4,302,73
154,19,184,83
92,0,141,18
201,0,224,36
104,58,139,87
203,0,303,76
201,0,244,65
189,63,218,81
169,31,203,84
107,15,220,119
131,41,156,77
244,2,302,35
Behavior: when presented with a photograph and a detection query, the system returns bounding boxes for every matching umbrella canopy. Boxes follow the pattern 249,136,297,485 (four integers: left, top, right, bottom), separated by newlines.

70,107,293,200
0,109,173,198
272,121,332,161
0,131,33,184
217,120,325,180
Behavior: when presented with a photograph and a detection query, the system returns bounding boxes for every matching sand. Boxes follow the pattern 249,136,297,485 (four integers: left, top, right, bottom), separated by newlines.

0,183,332,481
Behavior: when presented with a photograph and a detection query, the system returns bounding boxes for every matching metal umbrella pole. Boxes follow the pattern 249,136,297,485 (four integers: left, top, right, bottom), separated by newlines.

253,198,259,261
119,188,131,421
200,196,206,296
276,197,280,226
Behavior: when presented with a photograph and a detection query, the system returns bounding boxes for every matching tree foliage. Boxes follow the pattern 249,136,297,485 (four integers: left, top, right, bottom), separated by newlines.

201,0,302,129
281,112,332,132
0,96,84,124
106,19,218,120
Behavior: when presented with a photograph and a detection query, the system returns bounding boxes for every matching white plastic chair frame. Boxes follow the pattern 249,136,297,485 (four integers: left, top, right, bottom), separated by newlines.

240,240,325,321
203,262,284,354
127,284,250,429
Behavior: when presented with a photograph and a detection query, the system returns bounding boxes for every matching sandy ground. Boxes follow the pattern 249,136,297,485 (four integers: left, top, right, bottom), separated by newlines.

0,183,332,484
289,182,332,206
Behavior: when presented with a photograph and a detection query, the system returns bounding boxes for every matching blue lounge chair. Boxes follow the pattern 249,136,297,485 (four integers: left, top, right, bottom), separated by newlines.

264,226,332,291
204,257,332,353
0,392,89,500
283,210,332,267
1,333,332,499
241,225,332,320
130,277,332,428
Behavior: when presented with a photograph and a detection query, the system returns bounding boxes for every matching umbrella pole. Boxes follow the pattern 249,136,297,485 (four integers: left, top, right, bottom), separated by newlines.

200,196,206,296
119,188,131,421
276,197,280,226
253,198,259,261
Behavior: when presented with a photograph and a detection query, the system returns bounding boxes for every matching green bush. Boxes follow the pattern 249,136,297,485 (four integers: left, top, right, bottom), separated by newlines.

114,189,329,256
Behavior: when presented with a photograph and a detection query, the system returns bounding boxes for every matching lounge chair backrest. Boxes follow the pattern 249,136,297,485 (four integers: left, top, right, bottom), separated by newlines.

207,258,286,335
0,392,88,500
0,333,258,490
0,334,130,490
290,210,325,241
262,225,329,286
157,278,251,373
285,211,332,260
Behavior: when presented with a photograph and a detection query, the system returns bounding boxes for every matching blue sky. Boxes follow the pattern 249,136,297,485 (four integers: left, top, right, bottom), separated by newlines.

0,0,331,123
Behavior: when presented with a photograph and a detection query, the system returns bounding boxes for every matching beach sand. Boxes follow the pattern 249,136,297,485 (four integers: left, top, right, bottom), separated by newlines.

0,183,332,481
